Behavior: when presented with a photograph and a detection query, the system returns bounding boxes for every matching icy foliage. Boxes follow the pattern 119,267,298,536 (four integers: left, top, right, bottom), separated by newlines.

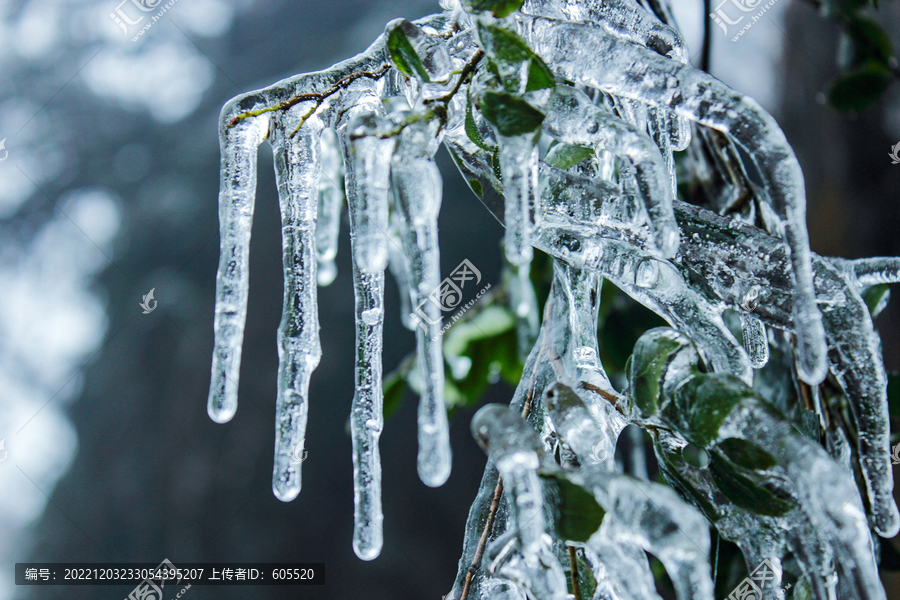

206,0,900,596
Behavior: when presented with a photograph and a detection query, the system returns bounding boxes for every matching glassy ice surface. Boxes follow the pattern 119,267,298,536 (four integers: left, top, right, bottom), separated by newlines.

206,0,900,594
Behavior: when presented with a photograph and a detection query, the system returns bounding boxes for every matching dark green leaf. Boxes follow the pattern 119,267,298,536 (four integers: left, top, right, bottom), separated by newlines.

708,451,796,517
670,375,753,447
464,0,524,18
715,438,778,471
477,22,533,63
465,89,499,153
828,61,890,112
544,143,594,170
542,474,606,542
861,283,890,317
567,549,597,600
386,22,431,82
628,329,696,418
657,449,721,522
491,150,503,181
525,56,556,91
468,178,484,199
481,91,545,138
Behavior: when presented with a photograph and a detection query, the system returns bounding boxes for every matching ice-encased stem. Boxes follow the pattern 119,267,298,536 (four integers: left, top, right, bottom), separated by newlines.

497,134,537,266
740,312,769,369
391,120,452,488
316,127,344,286
270,118,325,502
340,103,388,561
208,106,268,423
507,260,540,361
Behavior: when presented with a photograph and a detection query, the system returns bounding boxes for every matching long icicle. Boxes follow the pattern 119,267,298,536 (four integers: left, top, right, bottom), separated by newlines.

391,118,452,488
340,98,391,561
208,105,268,423
315,127,344,286
270,116,325,502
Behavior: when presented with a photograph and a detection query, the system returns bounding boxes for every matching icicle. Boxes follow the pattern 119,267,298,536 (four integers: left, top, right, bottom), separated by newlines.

740,312,769,369
338,98,391,561
472,405,570,600
650,107,678,200
584,539,664,600
496,134,537,266
208,104,269,423
391,117,452,488
829,256,900,288
507,260,540,361
315,127,344,286
524,15,829,385
269,115,325,502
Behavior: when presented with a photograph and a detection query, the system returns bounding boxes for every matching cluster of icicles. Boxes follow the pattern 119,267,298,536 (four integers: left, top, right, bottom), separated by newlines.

207,0,900,597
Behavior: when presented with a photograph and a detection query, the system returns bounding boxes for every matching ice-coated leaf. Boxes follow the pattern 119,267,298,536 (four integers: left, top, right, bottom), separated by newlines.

715,438,778,471
541,473,606,543
708,451,796,517
481,92,544,140
387,20,431,82
464,0,524,18
544,143,593,170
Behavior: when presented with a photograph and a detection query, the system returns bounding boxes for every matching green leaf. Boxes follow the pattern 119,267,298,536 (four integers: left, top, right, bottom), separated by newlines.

670,375,753,447
567,550,597,600
657,448,721,522
715,438,778,471
628,329,697,418
708,451,796,517
481,91,545,137
544,143,594,170
477,22,533,63
844,15,893,67
861,283,890,317
525,56,555,92
828,61,890,112
542,474,606,543
468,178,484,199
386,22,430,82
465,89,499,153
464,0,524,18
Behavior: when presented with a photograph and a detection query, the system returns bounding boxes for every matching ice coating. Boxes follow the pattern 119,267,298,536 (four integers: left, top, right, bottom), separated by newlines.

204,3,900,593
390,118,452,487
521,14,828,385
471,405,569,600
545,383,715,600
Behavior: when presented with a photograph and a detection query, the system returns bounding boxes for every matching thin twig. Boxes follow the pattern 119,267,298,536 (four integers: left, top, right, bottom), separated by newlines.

225,64,392,131
568,545,581,600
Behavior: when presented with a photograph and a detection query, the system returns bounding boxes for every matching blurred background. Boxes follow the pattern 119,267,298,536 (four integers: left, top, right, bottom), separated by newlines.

0,0,898,598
